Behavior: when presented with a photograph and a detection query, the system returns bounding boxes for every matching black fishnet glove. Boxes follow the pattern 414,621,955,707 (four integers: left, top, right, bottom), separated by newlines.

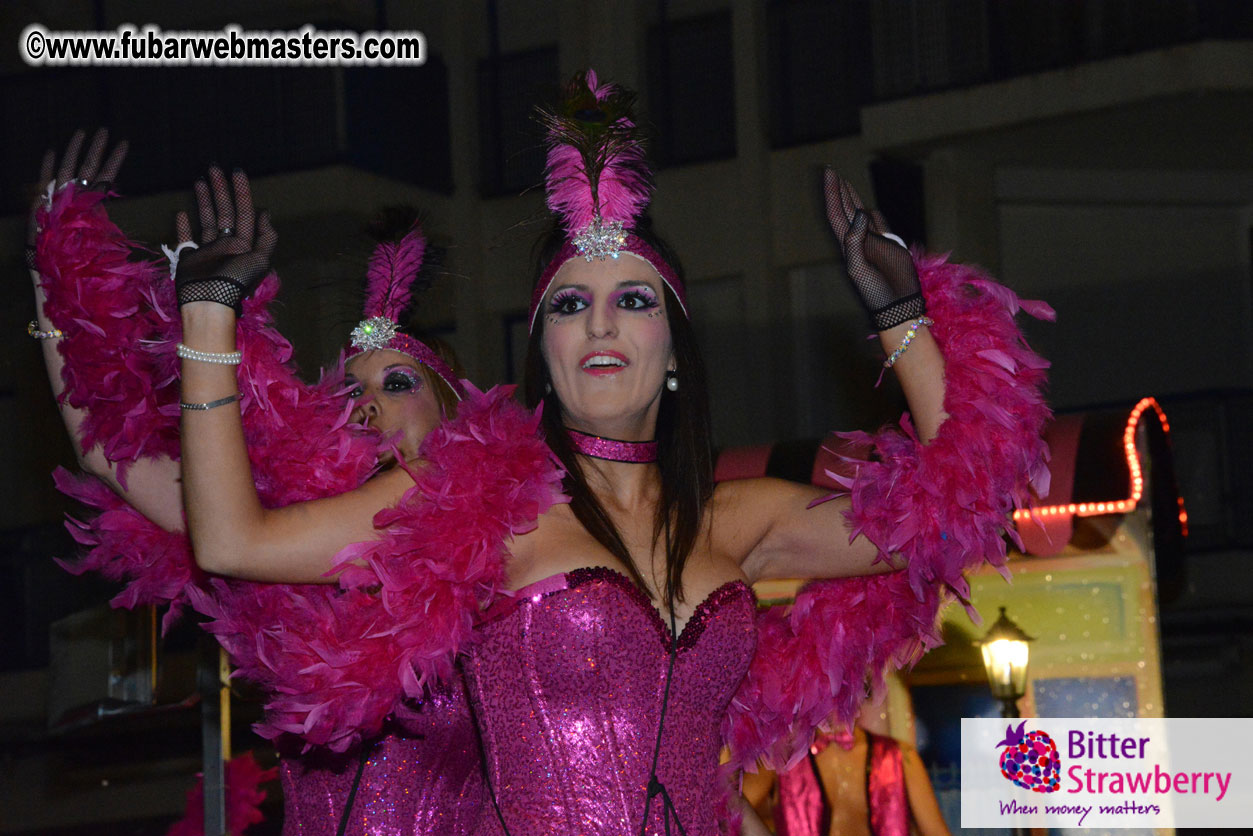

174,167,277,314
823,169,925,331
28,128,129,264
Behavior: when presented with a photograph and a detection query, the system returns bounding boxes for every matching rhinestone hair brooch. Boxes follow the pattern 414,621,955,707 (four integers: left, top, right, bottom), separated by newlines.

572,216,627,261
350,316,399,352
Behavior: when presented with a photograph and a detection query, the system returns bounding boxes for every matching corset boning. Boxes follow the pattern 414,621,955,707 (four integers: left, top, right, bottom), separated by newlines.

463,567,757,836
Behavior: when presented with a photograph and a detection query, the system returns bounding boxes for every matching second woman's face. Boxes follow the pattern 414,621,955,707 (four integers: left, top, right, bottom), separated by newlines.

540,254,674,437
345,349,443,463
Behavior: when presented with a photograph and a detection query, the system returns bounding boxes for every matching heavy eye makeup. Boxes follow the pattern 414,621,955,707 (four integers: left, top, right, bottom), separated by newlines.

548,288,590,316
547,283,660,317
343,366,423,398
382,366,422,393
611,285,660,311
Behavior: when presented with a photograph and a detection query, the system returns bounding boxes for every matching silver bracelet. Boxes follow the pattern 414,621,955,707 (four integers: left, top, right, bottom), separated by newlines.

176,343,242,365
28,320,63,340
882,316,935,370
180,394,240,411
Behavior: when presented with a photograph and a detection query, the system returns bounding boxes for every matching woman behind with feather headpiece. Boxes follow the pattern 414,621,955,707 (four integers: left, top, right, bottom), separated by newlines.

25,130,547,834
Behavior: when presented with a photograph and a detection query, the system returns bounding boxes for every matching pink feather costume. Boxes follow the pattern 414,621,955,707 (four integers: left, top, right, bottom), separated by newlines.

458,69,1052,836
722,253,1053,780
35,183,564,834
461,251,1052,836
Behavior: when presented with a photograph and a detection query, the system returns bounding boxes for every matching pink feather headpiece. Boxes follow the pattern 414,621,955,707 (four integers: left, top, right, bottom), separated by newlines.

528,69,687,333
347,223,463,399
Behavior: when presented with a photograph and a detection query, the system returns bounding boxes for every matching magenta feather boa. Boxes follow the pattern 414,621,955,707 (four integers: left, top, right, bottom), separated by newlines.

52,469,200,632
190,384,565,752
723,253,1053,775
165,750,277,836
37,184,381,622
38,185,564,752
37,185,193,625
35,187,180,477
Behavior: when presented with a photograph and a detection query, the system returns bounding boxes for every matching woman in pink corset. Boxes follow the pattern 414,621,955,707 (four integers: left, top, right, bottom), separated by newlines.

171,71,1049,836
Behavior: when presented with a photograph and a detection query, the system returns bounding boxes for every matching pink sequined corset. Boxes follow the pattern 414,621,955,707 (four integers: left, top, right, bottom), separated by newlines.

463,566,757,836
280,678,483,835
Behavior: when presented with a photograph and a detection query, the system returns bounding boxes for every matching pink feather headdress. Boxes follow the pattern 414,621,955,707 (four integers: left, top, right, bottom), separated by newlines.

528,69,687,333
347,223,463,399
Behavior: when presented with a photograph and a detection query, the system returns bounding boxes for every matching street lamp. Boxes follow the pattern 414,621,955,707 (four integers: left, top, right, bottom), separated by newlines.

978,606,1034,719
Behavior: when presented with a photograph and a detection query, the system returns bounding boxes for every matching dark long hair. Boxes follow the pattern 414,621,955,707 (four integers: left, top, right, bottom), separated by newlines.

524,221,713,605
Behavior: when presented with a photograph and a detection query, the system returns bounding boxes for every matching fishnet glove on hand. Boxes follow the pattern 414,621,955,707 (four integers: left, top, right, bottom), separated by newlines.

823,169,924,331
28,128,128,260
174,167,277,314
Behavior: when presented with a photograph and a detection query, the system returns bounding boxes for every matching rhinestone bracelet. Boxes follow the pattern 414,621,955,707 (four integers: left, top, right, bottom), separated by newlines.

882,316,934,371
176,343,242,365
180,394,240,411
28,320,63,340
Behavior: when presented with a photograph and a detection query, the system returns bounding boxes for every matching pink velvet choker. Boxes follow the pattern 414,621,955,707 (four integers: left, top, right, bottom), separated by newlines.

566,428,658,463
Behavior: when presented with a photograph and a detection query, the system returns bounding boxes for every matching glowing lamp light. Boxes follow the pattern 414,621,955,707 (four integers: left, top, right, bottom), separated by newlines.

978,607,1034,718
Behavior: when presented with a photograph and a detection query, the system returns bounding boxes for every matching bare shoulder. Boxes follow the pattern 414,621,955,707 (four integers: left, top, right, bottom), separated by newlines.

709,477,823,557
711,476,825,521
501,502,590,587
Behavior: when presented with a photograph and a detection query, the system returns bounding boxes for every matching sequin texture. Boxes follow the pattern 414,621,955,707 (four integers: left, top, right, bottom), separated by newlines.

565,429,659,464
280,677,483,835
463,567,757,835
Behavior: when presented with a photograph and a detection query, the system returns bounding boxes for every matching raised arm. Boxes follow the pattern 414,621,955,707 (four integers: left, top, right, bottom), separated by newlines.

734,173,948,583
723,171,1051,776
29,129,185,532
175,168,413,582
824,170,947,441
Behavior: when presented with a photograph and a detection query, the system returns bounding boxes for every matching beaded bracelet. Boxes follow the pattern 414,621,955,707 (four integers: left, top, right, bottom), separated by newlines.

27,320,63,340
180,394,240,411
176,343,242,365
882,316,934,371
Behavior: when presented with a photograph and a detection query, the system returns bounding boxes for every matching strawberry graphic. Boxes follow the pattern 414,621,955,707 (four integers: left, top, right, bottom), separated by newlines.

996,721,1061,793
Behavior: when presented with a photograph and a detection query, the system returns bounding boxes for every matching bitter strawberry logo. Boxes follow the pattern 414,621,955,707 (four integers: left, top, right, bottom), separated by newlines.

996,721,1061,793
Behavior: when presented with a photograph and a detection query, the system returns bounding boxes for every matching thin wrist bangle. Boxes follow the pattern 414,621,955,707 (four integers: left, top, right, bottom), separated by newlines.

28,320,63,340
876,316,934,386
176,343,242,365
883,316,933,369
180,394,240,411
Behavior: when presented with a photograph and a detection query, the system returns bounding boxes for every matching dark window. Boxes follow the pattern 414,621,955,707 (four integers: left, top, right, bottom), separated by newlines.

766,0,874,146
7,68,325,211
346,55,454,193
646,11,736,166
478,46,558,197
2,55,454,212
985,0,1085,78
870,0,991,100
